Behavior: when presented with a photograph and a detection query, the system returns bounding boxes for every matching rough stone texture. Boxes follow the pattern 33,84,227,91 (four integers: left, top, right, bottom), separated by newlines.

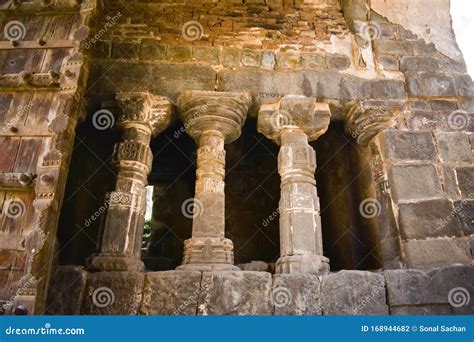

140,271,202,315
403,238,471,269
385,266,474,314
398,200,462,239
81,271,145,315
454,200,474,235
381,130,437,161
272,274,322,315
455,167,474,197
435,132,472,162
389,165,443,202
197,271,272,315
321,271,388,315
45,266,87,315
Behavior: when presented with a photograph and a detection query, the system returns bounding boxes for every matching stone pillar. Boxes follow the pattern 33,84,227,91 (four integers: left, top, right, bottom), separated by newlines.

176,90,251,271
257,95,331,275
88,92,171,271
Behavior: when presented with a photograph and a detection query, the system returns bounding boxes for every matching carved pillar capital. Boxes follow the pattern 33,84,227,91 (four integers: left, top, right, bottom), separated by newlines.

257,95,331,145
345,102,394,146
116,92,172,137
178,90,251,143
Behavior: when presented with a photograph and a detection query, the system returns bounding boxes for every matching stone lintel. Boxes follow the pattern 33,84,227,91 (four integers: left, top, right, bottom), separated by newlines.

177,90,251,143
257,95,331,144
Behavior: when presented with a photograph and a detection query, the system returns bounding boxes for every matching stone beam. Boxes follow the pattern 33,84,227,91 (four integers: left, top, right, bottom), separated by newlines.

176,90,251,271
258,95,331,275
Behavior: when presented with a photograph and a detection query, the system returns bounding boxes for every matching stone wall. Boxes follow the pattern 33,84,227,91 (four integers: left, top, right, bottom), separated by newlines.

47,264,473,315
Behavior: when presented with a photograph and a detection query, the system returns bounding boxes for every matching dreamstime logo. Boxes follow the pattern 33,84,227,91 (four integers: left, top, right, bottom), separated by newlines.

92,109,115,130
92,287,115,308
4,198,26,219
269,109,292,130
448,287,470,308
4,20,27,42
359,21,381,40
181,198,204,219
359,198,381,219
447,110,470,131
181,21,203,41
271,286,292,308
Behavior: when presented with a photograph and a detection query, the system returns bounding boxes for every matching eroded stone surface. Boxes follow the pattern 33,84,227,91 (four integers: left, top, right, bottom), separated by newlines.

272,274,322,315
81,271,144,315
198,271,272,315
46,266,87,315
140,271,202,315
321,271,388,315
385,266,474,314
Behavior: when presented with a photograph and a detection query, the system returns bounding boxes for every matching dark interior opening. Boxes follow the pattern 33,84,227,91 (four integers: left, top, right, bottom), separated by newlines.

314,122,382,271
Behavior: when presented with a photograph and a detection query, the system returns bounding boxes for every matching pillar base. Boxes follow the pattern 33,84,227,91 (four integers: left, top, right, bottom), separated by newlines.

276,254,330,275
179,237,236,269
87,254,144,272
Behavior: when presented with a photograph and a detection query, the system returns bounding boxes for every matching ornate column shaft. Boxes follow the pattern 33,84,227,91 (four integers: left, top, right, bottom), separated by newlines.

258,95,331,275
88,92,171,271
177,90,251,271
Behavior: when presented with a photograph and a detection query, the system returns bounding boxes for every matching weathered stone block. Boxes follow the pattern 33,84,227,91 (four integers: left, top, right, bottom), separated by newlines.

403,238,471,269
454,200,474,235
167,46,192,62
222,48,240,68
374,40,414,55
139,39,166,60
389,164,443,202
407,73,457,97
321,271,388,315
272,274,321,315
112,42,139,59
384,265,474,314
455,74,474,97
46,266,87,315
435,132,472,162
193,46,221,64
301,53,326,70
398,200,462,239
377,55,399,71
443,166,462,200
368,79,406,99
381,130,436,161
326,54,350,70
455,167,474,197
81,271,144,315
261,51,276,69
198,271,272,315
276,52,301,69
241,49,261,67
400,56,439,72
140,271,201,315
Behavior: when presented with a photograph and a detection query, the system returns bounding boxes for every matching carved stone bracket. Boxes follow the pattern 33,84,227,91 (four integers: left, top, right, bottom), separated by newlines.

258,95,331,275
345,102,395,147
